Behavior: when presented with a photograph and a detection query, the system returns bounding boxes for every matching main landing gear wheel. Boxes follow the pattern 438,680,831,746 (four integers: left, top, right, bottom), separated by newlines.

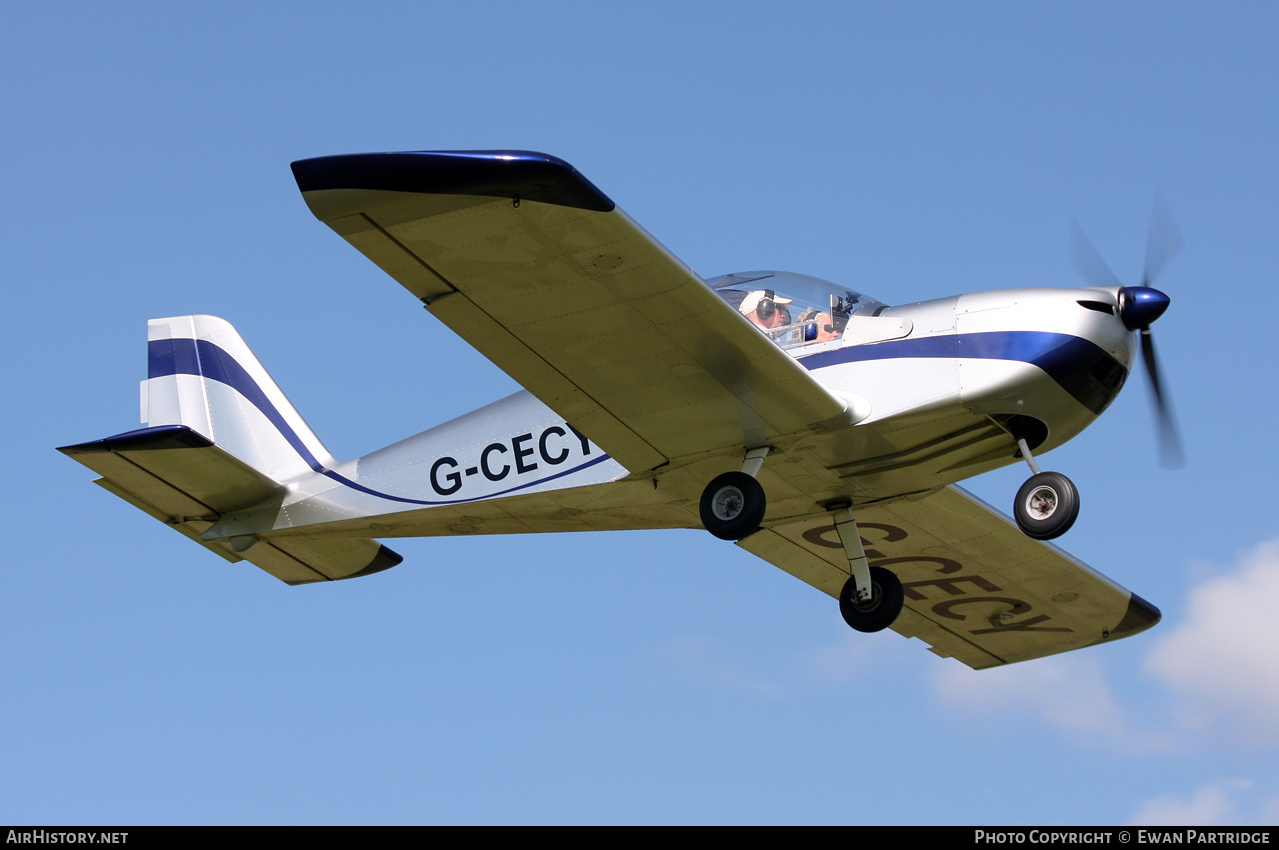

1013,471,1080,540
839,566,904,633
699,471,766,541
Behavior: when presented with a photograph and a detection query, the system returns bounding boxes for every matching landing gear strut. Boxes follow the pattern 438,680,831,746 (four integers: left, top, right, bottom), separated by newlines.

831,504,904,633
1012,437,1079,540
696,453,905,632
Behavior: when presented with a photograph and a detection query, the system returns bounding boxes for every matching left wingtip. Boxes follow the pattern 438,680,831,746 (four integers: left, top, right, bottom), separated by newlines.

290,150,616,213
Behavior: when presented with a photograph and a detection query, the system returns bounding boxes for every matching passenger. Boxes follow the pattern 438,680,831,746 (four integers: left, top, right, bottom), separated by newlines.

739,290,793,330
801,310,842,343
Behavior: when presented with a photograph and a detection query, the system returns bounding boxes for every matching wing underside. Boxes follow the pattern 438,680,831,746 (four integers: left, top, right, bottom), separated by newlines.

292,151,850,474
738,485,1160,668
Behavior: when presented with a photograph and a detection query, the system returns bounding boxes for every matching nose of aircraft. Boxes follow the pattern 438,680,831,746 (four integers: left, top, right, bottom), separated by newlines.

1118,286,1170,331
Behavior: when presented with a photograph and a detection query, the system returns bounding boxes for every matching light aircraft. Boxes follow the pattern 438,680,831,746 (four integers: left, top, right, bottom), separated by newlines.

59,150,1181,669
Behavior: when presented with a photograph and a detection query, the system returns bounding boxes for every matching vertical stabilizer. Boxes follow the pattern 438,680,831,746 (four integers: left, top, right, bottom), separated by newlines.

144,315,338,483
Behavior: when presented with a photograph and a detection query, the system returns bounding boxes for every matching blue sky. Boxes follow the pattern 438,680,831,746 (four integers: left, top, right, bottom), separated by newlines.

5,1,1279,825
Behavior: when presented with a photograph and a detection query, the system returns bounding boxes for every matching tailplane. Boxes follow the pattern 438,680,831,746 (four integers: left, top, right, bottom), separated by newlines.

59,316,401,585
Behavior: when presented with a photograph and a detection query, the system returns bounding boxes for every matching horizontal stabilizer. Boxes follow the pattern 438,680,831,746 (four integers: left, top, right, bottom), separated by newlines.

59,425,401,585
62,425,281,513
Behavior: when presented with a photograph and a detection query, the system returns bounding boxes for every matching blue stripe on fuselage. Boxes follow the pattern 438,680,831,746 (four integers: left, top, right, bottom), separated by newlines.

146,338,613,507
796,331,1126,415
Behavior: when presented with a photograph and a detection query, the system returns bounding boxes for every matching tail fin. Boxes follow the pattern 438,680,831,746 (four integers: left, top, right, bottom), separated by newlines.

60,316,401,585
143,315,336,482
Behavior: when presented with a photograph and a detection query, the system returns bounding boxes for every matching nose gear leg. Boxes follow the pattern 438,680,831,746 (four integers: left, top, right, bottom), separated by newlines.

1016,437,1042,475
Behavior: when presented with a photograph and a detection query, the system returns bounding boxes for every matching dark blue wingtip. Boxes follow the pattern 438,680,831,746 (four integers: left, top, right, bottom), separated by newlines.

58,424,214,456
1118,286,1171,331
290,150,616,213
1110,592,1162,638
343,544,404,580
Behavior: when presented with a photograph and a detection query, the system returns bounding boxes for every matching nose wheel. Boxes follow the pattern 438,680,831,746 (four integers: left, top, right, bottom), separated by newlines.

1014,471,1080,540
1007,435,1081,541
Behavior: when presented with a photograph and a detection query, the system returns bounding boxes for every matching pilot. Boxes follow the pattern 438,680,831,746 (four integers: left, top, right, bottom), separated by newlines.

740,289,793,330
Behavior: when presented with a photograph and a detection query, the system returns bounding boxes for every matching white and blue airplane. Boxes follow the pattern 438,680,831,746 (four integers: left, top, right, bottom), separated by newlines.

60,150,1180,669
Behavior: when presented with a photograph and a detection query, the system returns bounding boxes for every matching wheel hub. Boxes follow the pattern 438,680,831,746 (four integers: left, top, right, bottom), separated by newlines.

1013,471,1080,541
850,581,882,612
1025,485,1058,520
712,486,745,521
838,567,904,633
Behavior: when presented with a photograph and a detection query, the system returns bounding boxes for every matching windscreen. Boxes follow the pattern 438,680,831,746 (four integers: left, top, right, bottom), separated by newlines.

705,270,887,349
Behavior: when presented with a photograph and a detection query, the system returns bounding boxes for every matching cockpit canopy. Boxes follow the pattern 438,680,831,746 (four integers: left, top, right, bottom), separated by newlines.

705,270,888,350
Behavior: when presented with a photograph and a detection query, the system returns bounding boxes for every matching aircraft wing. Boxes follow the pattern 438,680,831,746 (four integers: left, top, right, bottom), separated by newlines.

737,485,1160,668
292,151,850,474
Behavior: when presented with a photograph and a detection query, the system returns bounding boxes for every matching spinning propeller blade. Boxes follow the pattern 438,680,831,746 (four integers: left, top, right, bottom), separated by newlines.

1143,191,1184,289
1139,328,1184,469
1074,197,1185,469
1071,217,1123,289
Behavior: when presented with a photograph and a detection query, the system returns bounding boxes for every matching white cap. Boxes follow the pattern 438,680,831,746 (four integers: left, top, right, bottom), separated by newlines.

739,289,793,315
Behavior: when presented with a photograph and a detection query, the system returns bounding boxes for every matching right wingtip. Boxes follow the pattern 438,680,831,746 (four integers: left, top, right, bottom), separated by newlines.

1111,591,1162,638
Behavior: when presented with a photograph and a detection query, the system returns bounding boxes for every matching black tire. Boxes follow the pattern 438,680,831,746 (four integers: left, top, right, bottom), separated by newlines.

839,566,904,633
1013,471,1080,540
698,472,766,541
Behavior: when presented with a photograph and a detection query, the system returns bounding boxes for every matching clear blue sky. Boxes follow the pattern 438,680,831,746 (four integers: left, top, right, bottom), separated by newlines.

5,1,1279,825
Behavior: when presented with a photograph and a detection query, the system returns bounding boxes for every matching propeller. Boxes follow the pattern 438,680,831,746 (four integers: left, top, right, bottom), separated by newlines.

1071,194,1184,469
